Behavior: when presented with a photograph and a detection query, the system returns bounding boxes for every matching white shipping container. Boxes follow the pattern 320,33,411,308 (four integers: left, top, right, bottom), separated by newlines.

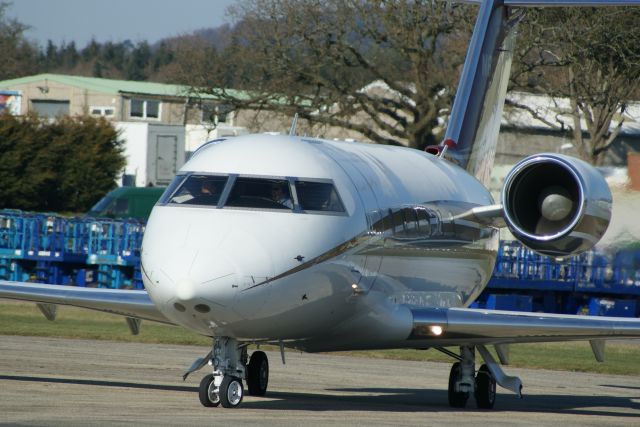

115,122,186,187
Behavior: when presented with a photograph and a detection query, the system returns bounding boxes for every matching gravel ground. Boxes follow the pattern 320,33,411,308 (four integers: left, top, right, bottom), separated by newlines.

1,335,639,426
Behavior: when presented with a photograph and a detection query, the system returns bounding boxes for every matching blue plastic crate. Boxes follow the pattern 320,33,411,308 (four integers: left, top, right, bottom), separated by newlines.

486,294,533,312
0,210,27,258
22,214,66,261
588,298,637,317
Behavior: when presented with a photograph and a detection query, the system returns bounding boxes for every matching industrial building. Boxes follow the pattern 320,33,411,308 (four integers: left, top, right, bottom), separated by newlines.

0,74,247,186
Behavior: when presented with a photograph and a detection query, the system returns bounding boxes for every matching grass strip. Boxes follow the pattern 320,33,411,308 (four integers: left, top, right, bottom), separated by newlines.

1,301,638,375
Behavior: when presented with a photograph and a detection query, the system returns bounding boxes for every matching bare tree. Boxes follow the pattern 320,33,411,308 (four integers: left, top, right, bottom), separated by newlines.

510,7,640,166
0,2,38,79
176,0,476,149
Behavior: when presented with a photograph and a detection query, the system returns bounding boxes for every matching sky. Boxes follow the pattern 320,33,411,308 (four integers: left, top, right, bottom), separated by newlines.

8,0,237,49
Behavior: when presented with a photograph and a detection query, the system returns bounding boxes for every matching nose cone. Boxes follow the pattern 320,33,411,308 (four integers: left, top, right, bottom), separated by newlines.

175,278,197,302
144,246,239,303
143,245,242,330
141,209,242,328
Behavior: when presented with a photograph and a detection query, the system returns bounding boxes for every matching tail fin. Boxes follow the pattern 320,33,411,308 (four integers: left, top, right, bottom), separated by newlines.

443,0,520,187
443,0,640,187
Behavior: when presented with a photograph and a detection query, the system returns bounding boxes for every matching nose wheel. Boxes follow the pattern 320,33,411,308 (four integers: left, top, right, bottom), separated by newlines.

220,376,244,408
198,374,244,408
198,374,221,407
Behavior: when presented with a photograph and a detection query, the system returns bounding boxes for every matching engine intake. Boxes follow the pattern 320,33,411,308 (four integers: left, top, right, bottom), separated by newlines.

501,154,612,257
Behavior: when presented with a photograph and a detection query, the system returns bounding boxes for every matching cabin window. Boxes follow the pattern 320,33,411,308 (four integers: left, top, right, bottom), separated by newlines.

295,181,345,212
164,175,228,206
225,177,293,210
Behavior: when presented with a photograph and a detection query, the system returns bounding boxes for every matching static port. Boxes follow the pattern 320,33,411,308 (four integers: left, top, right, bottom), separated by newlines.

194,304,211,313
174,302,186,312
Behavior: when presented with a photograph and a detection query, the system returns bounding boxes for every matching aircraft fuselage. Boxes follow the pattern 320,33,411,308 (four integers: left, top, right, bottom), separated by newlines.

141,134,498,351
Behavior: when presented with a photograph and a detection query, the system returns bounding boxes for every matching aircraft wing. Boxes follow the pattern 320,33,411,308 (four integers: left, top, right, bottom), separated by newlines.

410,307,640,345
0,280,172,324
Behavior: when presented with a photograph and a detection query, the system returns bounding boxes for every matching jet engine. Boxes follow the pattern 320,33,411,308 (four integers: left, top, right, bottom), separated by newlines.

501,153,612,257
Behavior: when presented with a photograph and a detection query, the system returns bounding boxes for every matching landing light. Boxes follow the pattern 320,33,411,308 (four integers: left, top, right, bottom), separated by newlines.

429,325,444,336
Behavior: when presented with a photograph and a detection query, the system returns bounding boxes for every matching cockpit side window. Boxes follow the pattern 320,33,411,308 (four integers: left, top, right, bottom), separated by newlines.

158,175,186,205
164,175,228,206
225,177,293,210
295,181,345,213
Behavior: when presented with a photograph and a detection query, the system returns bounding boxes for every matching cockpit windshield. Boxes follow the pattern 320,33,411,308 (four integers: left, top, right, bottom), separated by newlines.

160,173,345,215
226,177,293,210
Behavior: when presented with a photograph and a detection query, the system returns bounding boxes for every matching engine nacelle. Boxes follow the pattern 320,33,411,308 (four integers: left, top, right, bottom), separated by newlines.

501,153,612,257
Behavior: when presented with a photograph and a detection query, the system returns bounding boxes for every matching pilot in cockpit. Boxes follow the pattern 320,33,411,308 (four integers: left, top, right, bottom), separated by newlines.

191,179,220,205
270,183,293,209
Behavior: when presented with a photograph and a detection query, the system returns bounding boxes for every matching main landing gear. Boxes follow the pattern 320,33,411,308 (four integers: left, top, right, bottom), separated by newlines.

445,346,499,409
197,337,270,409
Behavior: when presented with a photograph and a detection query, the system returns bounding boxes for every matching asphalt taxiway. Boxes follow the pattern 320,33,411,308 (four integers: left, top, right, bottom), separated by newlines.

1,335,639,426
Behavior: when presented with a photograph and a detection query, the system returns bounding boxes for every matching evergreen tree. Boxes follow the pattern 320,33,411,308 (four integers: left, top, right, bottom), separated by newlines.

0,113,125,212
126,41,151,80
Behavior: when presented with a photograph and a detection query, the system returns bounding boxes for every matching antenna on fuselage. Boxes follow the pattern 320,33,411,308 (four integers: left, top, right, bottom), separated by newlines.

288,113,299,136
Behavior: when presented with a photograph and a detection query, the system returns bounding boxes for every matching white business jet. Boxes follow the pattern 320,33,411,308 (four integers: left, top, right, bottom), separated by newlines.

2,0,640,410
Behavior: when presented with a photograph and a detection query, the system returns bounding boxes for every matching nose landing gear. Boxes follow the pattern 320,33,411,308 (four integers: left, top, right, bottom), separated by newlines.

196,337,270,408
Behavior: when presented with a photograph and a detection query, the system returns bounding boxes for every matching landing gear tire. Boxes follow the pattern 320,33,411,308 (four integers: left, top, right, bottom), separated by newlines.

198,374,221,407
220,376,244,408
448,362,469,408
247,351,269,396
475,364,497,409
